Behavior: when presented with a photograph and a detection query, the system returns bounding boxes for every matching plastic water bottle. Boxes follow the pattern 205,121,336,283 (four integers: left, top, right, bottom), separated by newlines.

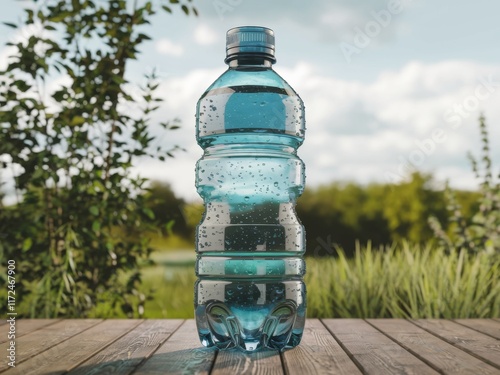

195,26,306,352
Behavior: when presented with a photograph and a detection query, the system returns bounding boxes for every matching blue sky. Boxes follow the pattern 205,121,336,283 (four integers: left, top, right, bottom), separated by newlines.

2,0,500,201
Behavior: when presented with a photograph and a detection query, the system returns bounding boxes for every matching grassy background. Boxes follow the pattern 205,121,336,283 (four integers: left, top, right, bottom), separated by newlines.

128,239,500,319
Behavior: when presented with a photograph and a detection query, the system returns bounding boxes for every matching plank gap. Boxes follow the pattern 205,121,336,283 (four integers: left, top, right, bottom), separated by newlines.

10,319,142,375
363,319,446,375
65,319,145,373
279,351,288,375
322,319,440,375
0,319,103,373
133,318,186,363
207,349,219,375
0,319,62,344
67,319,184,375
131,320,216,375
452,319,500,340
319,319,367,375
409,319,500,370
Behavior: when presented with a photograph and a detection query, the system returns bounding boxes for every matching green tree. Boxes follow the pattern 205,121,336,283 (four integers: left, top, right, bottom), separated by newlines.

0,0,197,317
382,172,447,243
145,181,189,238
297,173,454,256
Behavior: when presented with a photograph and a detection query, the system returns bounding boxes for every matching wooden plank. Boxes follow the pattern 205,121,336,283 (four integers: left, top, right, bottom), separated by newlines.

4,319,141,375
67,319,183,375
282,319,361,375
322,319,439,375
453,319,500,340
134,320,216,375
368,319,500,375
412,319,500,369
213,350,283,375
0,319,60,344
0,319,101,372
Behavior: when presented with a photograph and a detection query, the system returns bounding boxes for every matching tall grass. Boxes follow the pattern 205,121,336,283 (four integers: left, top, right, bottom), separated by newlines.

306,242,500,318
94,243,499,319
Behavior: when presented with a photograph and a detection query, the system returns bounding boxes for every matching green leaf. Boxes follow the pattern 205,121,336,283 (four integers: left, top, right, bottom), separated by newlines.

137,33,152,41
92,221,101,233
3,22,17,29
111,75,126,84
22,238,33,252
162,5,172,13
181,5,189,15
13,80,30,92
165,220,175,235
70,116,85,126
142,207,155,219
89,206,99,216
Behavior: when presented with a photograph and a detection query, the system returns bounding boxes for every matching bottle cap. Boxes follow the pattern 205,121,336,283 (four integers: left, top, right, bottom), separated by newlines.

225,26,276,64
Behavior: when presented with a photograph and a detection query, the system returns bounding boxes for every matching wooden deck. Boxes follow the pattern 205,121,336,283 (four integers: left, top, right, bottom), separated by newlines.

1,319,499,374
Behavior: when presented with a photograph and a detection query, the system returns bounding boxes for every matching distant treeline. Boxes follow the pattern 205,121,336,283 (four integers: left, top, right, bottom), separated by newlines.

147,172,480,257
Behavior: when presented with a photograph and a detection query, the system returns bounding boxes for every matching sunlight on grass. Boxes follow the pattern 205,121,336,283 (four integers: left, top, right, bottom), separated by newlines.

306,242,500,318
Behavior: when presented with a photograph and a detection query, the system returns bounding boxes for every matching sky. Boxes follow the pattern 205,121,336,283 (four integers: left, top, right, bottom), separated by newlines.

1,0,500,202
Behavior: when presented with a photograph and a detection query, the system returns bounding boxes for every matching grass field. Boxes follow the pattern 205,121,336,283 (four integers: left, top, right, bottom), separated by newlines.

136,242,500,319
141,250,196,318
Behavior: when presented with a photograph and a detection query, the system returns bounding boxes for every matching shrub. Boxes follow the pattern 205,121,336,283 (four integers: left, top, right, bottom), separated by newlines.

429,115,500,254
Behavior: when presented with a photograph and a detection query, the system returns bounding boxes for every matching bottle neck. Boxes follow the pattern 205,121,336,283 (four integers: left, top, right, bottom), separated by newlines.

227,54,274,68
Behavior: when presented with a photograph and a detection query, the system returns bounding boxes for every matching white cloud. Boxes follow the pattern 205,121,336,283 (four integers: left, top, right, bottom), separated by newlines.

155,38,184,57
138,60,500,200
4,57,489,202
195,0,410,43
194,24,217,46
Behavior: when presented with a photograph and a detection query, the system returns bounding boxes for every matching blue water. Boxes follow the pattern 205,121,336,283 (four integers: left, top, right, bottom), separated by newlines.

195,66,306,351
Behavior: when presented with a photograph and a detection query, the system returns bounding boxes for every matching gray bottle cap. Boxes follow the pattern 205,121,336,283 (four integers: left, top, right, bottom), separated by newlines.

225,26,276,64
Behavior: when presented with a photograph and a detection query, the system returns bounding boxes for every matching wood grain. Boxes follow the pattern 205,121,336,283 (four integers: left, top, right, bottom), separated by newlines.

2,319,498,375
0,319,60,344
213,349,282,375
282,319,361,375
323,319,439,375
412,319,500,369
368,319,500,375
133,320,216,375
67,319,183,375
3,319,141,375
0,319,101,372
453,319,500,340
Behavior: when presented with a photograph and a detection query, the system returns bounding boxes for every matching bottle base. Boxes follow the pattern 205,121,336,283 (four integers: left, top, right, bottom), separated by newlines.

196,300,305,352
